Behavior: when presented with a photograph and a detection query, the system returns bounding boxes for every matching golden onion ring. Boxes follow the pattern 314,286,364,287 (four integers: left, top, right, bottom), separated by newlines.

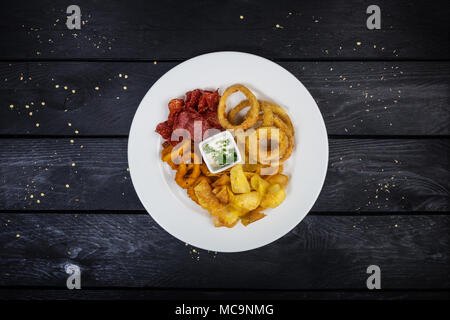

259,100,275,127
272,115,294,162
228,99,268,128
218,84,260,130
227,99,250,125
247,126,289,164
260,101,295,163
265,102,294,136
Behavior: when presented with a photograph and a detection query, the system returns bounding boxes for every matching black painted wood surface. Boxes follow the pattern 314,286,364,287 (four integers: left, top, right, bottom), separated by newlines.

1,289,449,300
1,214,449,289
0,138,448,212
1,61,449,136
0,0,448,60
0,0,449,300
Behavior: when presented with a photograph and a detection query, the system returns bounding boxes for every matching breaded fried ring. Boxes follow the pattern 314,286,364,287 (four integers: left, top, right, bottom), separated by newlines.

228,99,269,128
175,152,201,189
162,148,178,170
227,100,250,124
247,126,289,164
228,101,294,163
161,143,173,158
258,101,295,162
162,139,192,168
218,84,260,130
272,115,294,162
258,100,275,127
265,102,294,136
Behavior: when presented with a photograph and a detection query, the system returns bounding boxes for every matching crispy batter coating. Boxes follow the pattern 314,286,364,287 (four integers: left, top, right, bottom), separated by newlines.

218,84,260,130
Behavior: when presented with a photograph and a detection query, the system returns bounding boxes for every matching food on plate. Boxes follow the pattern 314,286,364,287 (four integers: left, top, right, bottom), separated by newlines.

156,84,295,227
230,191,261,211
241,208,266,226
260,101,294,135
260,184,286,208
230,164,251,194
174,153,201,189
199,130,241,173
266,174,289,189
212,205,242,228
217,84,260,130
212,174,230,187
156,89,222,145
227,100,263,127
247,126,289,164
250,174,270,196
212,185,230,204
194,179,224,213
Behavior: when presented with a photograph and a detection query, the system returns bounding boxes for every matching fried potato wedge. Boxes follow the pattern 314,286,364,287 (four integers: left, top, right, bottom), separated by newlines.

187,186,199,204
212,173,230,187
230,164,251,193
212,204,241,228
250,174,270,196
241,208,266,226
231,191,261,212
213,185,230,204
194,179,223,212
260,184,286,208
266,174,289,189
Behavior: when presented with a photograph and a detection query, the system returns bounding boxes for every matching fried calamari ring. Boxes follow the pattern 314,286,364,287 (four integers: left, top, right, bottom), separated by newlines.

162,139,191,169
218,84,260,130
247,126,289,164
175,152,201,189
161,143,173,160
161,145,178,170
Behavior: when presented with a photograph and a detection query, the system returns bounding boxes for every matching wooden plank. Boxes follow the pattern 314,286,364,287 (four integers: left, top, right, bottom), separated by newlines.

0,138,448,212
0,214,448,289
1,289,449,300
0,0,448,60
1,61,449,136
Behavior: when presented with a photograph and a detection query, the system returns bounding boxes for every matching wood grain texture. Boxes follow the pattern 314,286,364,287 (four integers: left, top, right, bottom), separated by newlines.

0,61,449,136
0,0,448,60
0,138,448,212
0,214,448,289
0,0,448,299
1,289,449,300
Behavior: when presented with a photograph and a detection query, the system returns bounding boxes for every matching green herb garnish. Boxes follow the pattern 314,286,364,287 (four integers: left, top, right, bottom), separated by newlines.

203,143,215,154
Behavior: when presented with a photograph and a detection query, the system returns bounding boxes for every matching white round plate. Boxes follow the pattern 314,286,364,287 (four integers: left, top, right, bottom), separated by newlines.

128,52,328,252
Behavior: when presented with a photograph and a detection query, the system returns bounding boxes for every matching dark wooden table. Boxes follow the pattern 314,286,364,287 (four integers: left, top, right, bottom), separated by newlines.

0,0,449,300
